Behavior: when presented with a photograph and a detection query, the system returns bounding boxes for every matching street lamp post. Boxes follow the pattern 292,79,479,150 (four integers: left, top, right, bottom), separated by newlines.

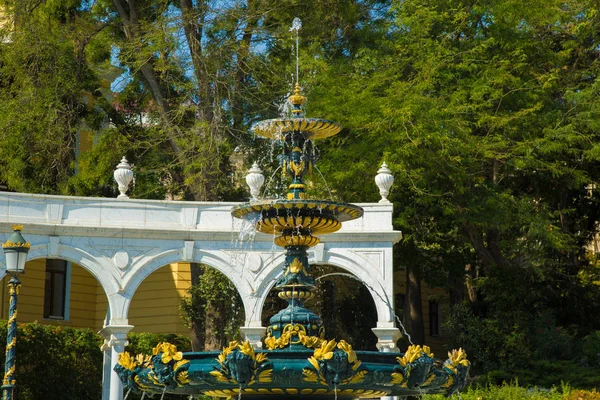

1,226,29,400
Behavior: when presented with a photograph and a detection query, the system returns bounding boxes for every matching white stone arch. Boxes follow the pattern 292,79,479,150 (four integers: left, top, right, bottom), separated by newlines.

11,242,121,324
121,248,253,323
251,248,394,329
247,252,286,324
323,249,394,326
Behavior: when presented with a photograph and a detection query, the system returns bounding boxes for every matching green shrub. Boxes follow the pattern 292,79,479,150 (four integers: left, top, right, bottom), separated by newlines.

478,360,600,389
126,332,191,355
530,314,576,361
0,321,103,400
564,389,600,400
422,382,566,399
443,303,504,372
0,321,195,400
582,331,600,367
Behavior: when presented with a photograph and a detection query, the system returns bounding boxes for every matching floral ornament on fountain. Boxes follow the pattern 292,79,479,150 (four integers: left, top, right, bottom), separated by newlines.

303,339,367,388
442,348,471,395
391,345,435,389
115,342,190,394
210,340,273,387
264,324,326,350
390,345,471,396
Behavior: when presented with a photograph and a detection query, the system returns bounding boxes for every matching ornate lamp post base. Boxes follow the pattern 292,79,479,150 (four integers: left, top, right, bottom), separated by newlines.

2,276,21,400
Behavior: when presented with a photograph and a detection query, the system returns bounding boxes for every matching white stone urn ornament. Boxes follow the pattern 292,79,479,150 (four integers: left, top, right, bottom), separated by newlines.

114,156,134,199
246,162,265,201
375,162,394,203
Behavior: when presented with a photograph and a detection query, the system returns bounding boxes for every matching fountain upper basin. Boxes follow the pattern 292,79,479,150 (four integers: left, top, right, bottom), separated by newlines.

251,118,342,140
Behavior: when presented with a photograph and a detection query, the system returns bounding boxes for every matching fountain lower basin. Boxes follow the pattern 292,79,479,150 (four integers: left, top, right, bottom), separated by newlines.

116,343,470,398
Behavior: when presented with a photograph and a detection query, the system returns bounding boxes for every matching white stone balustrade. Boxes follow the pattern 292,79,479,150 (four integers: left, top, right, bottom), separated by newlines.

0,192,397,239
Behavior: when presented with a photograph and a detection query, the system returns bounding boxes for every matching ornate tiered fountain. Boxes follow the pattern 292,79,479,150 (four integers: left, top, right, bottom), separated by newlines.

114,81,471,399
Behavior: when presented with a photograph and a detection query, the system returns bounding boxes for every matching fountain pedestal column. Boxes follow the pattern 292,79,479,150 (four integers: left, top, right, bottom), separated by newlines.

100,325,133,400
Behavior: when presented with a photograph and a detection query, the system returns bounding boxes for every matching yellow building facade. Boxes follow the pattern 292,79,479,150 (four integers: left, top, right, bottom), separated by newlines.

0,260,192,335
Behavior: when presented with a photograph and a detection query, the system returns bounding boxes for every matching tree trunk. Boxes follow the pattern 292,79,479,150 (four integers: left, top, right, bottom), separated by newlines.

448,272,465,306
232,0,258,133
205,299,226,351
403,265,425,345
111,0,184,158
464,263,478,304
189,263,205,351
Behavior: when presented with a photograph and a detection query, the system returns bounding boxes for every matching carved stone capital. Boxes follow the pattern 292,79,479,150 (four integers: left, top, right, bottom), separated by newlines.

240,326,267,349
98,325,134,351
372,327,402,352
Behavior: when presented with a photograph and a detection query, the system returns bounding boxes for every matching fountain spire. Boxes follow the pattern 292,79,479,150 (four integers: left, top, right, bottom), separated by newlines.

114,17,471,400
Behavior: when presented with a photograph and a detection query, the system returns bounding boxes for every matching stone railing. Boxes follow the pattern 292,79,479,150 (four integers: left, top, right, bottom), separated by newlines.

0,192,400,242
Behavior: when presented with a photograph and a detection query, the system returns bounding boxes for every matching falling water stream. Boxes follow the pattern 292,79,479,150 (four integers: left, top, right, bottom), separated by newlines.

160,387,166,400
316,273,414,345
238,384,243,400
123,389,131,400
140,392,146,400
260,166,282,200
290,18,301,86
314,166,334,200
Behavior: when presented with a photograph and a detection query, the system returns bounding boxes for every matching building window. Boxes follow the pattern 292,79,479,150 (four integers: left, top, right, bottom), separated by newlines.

429,300,441,337
44,259,70,320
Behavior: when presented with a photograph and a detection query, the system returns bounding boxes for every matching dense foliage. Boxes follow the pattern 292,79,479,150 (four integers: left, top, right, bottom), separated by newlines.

179,264,245,350
424,382,599,400
0,321,103,400
0,0,599,390
0,324,193,400
305,0,600,377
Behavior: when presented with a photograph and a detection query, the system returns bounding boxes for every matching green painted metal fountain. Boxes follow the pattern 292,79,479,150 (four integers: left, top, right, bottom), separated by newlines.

114,80,471,398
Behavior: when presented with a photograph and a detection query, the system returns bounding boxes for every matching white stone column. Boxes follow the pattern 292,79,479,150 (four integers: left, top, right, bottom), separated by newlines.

99,325,134,400
100,340,112,400
373,327,401,400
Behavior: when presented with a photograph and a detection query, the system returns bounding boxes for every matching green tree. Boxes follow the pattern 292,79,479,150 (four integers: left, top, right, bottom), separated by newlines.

306,0,600,368
0,0,107,194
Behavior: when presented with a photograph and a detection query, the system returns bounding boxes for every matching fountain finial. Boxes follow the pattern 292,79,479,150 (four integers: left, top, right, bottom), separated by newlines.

289,18,305,116
288,83,306,114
